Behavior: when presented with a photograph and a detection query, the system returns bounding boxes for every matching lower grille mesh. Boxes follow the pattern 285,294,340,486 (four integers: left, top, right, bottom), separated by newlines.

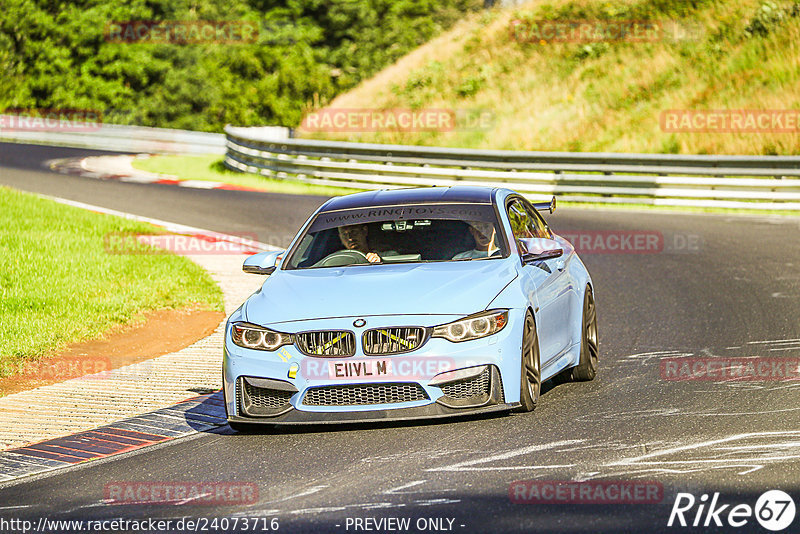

440,368,491,399
302,383,429,406
244,382,294,409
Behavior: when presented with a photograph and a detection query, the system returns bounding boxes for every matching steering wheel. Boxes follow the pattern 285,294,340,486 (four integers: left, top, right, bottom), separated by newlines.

314,249,371,267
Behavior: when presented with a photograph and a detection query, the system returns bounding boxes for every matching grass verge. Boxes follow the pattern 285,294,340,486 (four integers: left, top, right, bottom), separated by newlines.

131,154,365,197
0,187,224,378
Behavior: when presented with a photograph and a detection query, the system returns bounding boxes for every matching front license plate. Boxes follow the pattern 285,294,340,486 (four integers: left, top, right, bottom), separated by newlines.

328,359,391,380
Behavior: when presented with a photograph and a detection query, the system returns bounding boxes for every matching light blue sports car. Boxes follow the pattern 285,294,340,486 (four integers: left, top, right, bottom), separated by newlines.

222,186,598,429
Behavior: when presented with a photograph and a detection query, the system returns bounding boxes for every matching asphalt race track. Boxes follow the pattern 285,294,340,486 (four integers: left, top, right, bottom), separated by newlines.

1,142,799,533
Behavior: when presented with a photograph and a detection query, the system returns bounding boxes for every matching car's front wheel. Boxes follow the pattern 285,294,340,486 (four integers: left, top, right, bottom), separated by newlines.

516,310,541,412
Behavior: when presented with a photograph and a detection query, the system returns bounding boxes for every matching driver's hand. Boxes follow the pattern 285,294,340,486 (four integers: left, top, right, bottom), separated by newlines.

366,252,381,263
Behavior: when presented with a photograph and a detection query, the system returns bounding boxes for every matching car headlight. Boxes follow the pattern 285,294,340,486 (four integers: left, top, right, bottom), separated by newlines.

431,310,508,343
231,322,293,351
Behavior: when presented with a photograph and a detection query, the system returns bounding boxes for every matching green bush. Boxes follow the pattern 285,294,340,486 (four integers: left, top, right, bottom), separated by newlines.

0,0,481,132
744,1,799,37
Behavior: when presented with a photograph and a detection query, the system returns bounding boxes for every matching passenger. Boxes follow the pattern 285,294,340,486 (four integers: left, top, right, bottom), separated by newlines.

453,221,499,259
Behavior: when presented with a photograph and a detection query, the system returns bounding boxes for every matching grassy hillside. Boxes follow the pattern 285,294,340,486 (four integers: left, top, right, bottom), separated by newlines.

0,0,480,131
303,0,800,155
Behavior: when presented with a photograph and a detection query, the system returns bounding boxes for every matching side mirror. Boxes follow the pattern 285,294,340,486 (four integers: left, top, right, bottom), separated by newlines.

532,196,556,214
518,238,563,263
243,250,285,275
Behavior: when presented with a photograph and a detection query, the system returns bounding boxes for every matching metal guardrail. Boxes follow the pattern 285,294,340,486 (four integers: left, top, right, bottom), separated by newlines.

224,126,800,210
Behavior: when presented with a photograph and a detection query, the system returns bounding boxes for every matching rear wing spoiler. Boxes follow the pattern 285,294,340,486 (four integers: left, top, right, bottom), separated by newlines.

532,196,556,214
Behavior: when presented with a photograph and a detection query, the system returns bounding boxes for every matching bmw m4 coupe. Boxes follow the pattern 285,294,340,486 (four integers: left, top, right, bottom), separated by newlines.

223,186,598,429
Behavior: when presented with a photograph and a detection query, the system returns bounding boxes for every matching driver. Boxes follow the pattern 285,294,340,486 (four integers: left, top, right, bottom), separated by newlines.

453,221,499,259
338,224,381,263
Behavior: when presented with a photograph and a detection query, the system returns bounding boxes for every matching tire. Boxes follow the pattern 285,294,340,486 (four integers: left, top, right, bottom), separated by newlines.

516,310,541,412
570,285,599,382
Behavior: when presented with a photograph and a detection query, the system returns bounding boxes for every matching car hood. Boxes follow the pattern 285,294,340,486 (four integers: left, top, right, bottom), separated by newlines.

244,260,518,326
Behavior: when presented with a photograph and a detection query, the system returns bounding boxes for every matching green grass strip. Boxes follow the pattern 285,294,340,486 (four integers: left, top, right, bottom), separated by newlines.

0,187,223,377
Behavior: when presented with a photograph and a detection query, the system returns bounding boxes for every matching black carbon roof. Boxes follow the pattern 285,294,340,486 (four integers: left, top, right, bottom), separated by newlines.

319,186,496,212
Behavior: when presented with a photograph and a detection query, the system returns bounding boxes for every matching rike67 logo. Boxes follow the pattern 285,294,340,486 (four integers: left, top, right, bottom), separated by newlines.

668,490,795,531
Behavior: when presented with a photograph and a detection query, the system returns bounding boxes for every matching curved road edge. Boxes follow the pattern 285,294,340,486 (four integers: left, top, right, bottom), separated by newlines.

0,194,267,456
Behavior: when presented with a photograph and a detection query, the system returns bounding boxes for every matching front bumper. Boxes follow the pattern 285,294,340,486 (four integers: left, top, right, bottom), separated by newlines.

226,404,515,425
222,312,525,424
227,366,513,425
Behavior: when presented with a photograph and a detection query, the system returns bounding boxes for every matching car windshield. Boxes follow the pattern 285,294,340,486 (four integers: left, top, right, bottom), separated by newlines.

283,203,508,269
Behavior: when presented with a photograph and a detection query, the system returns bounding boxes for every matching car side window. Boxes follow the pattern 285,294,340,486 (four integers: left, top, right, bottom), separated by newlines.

507,199,537,239
523,202,552,239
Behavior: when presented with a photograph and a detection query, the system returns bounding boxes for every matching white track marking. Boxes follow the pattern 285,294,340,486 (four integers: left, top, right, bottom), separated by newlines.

174,493,213,505
737,382,800,392
606,431,800,477
384,480,426,494
610,431,800,464
578,407,800,421
601,465,766,477
359,502,402,510
431,464,576,472
692,407,800,416
714,442,800,451
63,502,113,514
231,509,281,517
39,194,276,250
572,472,601,482
415,498,461,506
622,351,694,365
581,408,682,421
736,465,765,475
428,440,582,472
266,485,329,503
290,506,348,515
